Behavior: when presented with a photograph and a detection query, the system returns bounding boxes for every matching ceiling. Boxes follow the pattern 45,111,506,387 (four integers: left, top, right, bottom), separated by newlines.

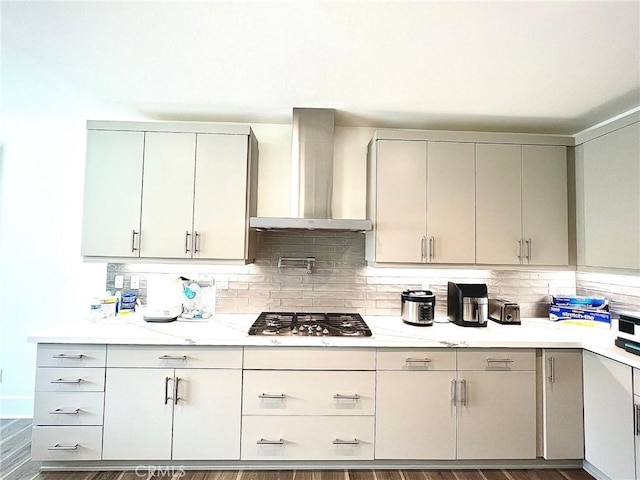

2,0,639,135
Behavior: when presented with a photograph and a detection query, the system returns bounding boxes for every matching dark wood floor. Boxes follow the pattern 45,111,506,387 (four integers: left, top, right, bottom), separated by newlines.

1,419,594,480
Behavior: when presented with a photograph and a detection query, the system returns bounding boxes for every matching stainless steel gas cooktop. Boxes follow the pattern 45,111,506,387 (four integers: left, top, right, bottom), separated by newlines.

248,312,372,337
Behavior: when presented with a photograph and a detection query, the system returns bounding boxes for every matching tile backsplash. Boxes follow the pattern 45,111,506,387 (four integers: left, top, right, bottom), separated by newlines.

107,231,582,317
576,271,640,312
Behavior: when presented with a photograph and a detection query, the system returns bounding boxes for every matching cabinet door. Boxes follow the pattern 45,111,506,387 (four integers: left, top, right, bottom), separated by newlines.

140,132,196,258
522,146,568,265
193,134,248,260
541,349,584,459
583,351,635,480
426,142,475,264
476,144,522,264
581,122,640,269
172,369,242,460
457,371,536,459
102,368,173,460
374,140,427,263
375,370,456,460
81,130,144,257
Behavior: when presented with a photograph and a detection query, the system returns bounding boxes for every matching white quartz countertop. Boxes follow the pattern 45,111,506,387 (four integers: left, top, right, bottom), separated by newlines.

27,313,640,369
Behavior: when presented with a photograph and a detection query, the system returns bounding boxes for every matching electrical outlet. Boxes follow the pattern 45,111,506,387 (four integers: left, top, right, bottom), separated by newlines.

114,275,124,289
421,279,430,291
217,276,229,290
548,282,557,296
0,369,3,383
130,275,140,290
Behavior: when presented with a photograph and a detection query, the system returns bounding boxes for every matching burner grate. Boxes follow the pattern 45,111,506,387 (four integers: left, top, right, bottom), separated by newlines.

248,312,372,337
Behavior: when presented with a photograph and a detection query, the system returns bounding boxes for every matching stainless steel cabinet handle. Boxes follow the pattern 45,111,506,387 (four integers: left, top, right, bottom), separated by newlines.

487,358,514,369
51,378,82,384
194,231,200,253
49,408,80,415
131,230,139,252
256,438,285,445
259,393,286,399
517,238,523,259
406,357,433,368
333,438,360,445
429,236,435,260
635,404,640,436
52,354,83,360
525,238,532,261
548,356,556,383
48,443,79,451
158,355,187,361
164,376,172,405
451,379,457,406
334,393,360,400
421,236,427,262
174,377,181,405
184,231,191,254
461,379,467,406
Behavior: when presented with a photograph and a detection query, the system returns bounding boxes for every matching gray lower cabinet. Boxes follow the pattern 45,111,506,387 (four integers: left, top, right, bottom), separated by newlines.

375,348,537,460
101,345,242,461
583,351,635,479
31,344,106,461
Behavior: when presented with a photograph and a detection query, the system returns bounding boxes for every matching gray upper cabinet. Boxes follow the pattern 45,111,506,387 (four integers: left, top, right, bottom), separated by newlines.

477,144,568,266
81,130,144,258
366,139,475,265
368,130,570,267
578,120,640,271
81,121,257,262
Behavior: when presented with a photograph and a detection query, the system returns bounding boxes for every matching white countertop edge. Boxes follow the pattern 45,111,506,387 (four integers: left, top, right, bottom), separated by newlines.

27,313,640,369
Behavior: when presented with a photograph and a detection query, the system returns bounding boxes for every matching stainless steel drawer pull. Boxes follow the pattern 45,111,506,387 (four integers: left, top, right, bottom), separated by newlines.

194,232,201,253
51,378,82,384
49,408,80,415
635,404,640,436
48,443,79,451
421,236,427,262
52,354,83,359
429,236,435,260
259,393,286,399
164,376,172,405
548,357,556,383
406,357,433,364
158,355,187,361
333,393,360,400
333,438,360,445
487,358,514,368
256,438,285,445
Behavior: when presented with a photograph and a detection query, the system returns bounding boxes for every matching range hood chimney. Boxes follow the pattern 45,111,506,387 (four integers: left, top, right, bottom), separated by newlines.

250,108,372,231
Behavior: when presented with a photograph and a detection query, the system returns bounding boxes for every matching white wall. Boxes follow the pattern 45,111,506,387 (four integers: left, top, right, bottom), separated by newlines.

0,115,107,416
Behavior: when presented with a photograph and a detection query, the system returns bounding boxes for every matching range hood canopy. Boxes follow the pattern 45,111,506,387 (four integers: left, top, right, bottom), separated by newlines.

250,108,372,232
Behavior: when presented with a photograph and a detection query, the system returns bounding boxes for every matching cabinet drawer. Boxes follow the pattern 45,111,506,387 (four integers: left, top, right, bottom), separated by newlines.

377,348,456,370
37,344,106,368
457,348,535,371
241,415,374,461
31,426,102,461
243,370,375,416
243,347,376,370
106,345,242,368
33,392,104,426
35,368,105,392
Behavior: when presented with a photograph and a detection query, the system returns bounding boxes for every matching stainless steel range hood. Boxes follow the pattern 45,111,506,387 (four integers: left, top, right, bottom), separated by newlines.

250,108,372,232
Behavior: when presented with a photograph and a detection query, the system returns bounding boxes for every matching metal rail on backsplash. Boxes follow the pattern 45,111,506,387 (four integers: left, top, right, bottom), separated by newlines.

277,256,316,274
